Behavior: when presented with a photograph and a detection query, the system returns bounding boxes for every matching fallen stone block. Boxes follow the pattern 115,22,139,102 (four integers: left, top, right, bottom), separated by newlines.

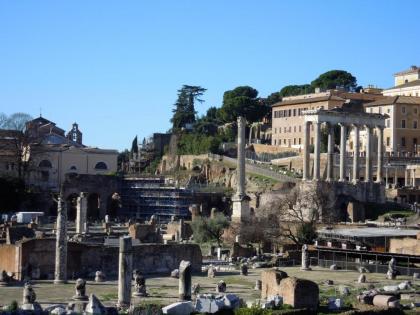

279,277,319,310
372,295,400,308
162,301,194,315
383,285,399,292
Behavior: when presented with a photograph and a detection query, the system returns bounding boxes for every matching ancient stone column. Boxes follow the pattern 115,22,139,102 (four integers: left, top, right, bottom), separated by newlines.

352,124,360,184
54,195,67,284
385,167,389,187
302,121,310,181
301,244,311,271
394,167,398,186
232,116,250,221
339,124,347,182
412,169,416,187
237,116,246,196
178,260,192,301
76,192,88,234
365,126,372,183
326,123,334,181
405,168,409,186
117,236,133,308
376,127,384,183
313,122,321,180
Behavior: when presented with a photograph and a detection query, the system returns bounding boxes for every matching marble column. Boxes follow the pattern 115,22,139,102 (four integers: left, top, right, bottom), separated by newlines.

405,169,409,186
385,167,389,187
302,121,310,180
365,126,372,182
339,124,347,182
376,127,384,183
326,123,334,181
54,195,67,284
313,122,321,180
76,192,88,234
117,236,133,307
352,125,360,184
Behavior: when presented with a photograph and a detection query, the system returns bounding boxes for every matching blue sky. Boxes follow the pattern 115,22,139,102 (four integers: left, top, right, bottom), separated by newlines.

1,1,419,151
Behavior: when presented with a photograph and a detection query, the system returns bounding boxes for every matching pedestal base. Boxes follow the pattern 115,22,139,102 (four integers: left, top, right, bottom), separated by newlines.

231,197,250,221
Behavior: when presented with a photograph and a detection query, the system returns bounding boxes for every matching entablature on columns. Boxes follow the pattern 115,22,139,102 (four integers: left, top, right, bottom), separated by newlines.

302,109,387,128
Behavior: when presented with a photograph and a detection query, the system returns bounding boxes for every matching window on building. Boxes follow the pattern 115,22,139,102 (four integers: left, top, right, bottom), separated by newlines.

94,162,108,170
293,109,296,116
294,126,296,132
288,109,292,117
386,137,390,147
402,120,406,128
274,139,276,145
402,137,406,147
283,139,286,144
414,138,418,147
299,126,301,132
284,127,286,133
299,138,301,144
402,106,406,114
274,128,277,134
387,108,391,113
293,138,296,145
288,126,291,132
39,160,52,168
279,128,281,134
414,107,418,114
414,121,418,129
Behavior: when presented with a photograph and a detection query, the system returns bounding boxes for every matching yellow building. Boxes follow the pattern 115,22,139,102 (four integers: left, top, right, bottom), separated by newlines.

24,116,118,191
383,65,420,97
271,90,383,149
365,96,420,155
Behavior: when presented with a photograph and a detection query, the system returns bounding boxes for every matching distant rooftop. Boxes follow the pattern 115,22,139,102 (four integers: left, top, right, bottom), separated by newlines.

318,227,419,239
394,65,420,77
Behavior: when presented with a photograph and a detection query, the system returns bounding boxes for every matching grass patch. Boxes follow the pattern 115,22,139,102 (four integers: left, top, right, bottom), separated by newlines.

100,293,118,301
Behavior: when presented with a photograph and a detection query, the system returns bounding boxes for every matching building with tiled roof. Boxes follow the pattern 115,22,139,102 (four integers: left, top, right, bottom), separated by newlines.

383,66,420,97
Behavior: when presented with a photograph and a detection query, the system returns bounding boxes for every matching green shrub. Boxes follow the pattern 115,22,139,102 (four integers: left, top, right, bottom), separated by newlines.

7,300,18,312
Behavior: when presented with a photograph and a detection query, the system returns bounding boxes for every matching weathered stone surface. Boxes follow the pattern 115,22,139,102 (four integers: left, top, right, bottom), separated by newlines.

179,260,192,301
117,236,133,308
398,281,411,290
207,266,216,278
386,257,397,280
358,274,366,284
413,272,420,280
133,269,147,297
261,268,288,299
95,271,106,283
323,280,334,285
383,285,399,292
54,197,67,284
21,282,42,313
357,289,379,305
328,298,343,310
266,295,283,308
330,264,338,270
372,295,400,308
85,294,106,315
195,296,224,314
73,278,88,301
240,264,248,276
171,269,179,278
358,267,368,273
192,283,200,295
279,277,319,310
254,280,262,291
162,301,194,315
339,286,350,296
301,244,311,270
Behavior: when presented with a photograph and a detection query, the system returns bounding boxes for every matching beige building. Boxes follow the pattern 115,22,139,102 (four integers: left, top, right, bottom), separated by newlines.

383,65,420,97
365,96,420,155
271,90,383,149
22,116,118,191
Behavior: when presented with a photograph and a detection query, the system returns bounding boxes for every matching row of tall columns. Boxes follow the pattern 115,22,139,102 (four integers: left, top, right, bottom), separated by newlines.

302,121,384,183
404,168,417,187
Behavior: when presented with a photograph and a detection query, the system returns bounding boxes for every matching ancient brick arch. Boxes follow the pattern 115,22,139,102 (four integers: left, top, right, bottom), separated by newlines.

62,174,121,220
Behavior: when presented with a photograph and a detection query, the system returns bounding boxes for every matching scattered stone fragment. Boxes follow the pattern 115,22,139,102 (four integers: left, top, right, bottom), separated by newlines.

279,277,319,310
330,264,338,270
358,274,366,283
413,272,420,280
162,301,194,315
192,283,201,296
323,280,334,285
240,264,248,276
171,269,179,278
357,289,379,305
358,266,369,273
328,297,343,310
94,271,106,283
85,294,107,315
73,278,88,301
207,266,216,278
254,280,262,291
339,285,350,296
373,295,400,308
21,282,42,313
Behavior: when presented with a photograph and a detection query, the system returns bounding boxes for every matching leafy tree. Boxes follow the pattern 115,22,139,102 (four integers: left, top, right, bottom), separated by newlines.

171,85,206,131
265,92,282,106
311,70,357,91
130,136,138,158
279,84,313,97
191,213,230,247
219,86,269,123
0,177,25,213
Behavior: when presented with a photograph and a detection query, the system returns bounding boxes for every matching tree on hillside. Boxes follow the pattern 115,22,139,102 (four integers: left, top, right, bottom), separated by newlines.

171,85,206,131
191,213,230,247
219,86,269,123
311,70,357,91
193,107,221,136
0,112,33,179
265,92,282,106
280,84,314,97
131,136,138,158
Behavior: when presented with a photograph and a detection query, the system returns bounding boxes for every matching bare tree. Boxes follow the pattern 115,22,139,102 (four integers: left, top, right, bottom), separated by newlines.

256,184,337,246
0,112,33,179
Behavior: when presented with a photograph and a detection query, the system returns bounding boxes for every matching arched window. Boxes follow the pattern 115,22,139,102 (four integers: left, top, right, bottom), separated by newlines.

94,162,108,170
39,160,52,168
